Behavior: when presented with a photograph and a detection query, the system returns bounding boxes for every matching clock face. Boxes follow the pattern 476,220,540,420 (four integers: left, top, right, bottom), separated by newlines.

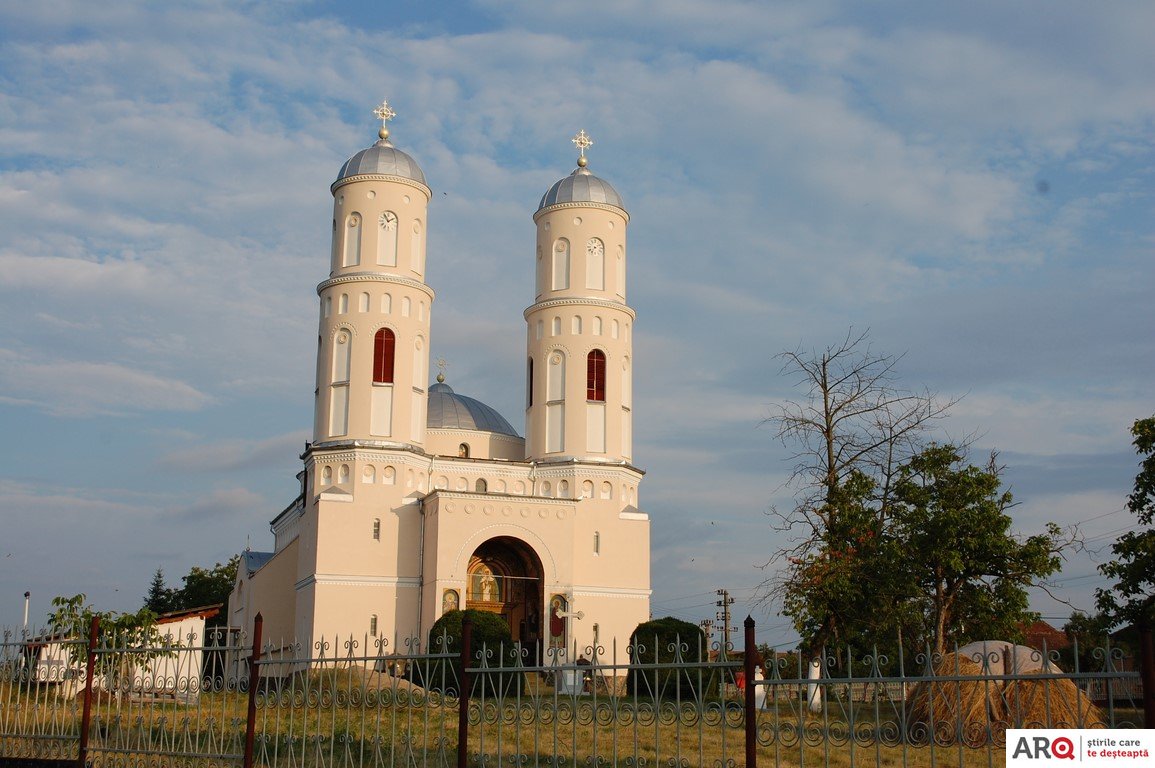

379,212,397,230
587,239,604,257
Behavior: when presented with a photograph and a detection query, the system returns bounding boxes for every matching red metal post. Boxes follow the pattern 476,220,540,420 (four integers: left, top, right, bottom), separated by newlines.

744,615,757,768
1139,618,1154,729
243,613,264,768
457,615,473,768
77,614,100,768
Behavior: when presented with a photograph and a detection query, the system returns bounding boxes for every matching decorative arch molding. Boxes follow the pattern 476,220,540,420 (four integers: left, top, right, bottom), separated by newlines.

448,523,558,585
328,324,359,341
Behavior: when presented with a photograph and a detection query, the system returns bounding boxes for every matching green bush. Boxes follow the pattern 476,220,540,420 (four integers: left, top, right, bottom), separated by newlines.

627,616,710,700
414,609,524,698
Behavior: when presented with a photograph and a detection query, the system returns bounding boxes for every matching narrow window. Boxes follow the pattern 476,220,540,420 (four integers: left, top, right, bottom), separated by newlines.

372,519,381,540
344,213,362,267
339,293,349,314
373,329,396,384
572,316,582,335
594,531,601,555
551,316,561,336
552,239,570,290
377,211,398,266
587,350,606,402
359,292,369,312
526,358,534,408
369,615,378,636
586,238,605,289
411,220,424,274
333,331,351,383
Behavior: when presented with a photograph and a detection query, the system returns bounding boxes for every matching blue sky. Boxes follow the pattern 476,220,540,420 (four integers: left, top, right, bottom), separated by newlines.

1,0,1151,648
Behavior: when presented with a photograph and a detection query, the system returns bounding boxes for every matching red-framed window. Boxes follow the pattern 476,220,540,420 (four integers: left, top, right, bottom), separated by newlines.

373,328,396,384
586,350,606,402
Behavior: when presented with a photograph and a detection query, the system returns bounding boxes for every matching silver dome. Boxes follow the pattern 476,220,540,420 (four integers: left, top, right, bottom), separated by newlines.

427,382,519,437
336,139,427,186
538,167,625,212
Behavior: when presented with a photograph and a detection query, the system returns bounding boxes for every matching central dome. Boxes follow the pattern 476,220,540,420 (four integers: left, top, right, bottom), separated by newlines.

538,167,625,212
335,138,426,187
427,382,519,437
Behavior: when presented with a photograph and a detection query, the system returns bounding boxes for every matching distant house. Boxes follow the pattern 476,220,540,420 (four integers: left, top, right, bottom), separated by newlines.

1022,620,1069,653
22,605,222,701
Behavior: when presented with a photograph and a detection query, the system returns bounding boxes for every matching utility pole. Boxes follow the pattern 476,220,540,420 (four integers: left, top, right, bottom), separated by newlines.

715,589,735,651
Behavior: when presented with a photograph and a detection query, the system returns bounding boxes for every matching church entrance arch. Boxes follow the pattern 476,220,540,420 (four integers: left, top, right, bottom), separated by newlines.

467,536,543,662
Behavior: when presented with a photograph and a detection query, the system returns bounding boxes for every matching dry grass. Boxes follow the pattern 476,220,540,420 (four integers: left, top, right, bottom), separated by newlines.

2,666,1136,767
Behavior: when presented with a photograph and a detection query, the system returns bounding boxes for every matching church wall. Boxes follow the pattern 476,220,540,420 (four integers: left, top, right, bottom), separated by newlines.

229,538,299,646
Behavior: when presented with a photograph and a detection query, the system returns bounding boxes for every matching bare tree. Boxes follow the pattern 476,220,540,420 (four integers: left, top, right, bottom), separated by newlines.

757,330,957,649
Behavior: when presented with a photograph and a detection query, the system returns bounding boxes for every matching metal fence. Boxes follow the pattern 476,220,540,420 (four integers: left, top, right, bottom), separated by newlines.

1,616,1148,767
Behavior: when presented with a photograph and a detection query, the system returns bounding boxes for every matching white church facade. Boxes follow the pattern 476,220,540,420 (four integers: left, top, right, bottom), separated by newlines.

228,104,651,662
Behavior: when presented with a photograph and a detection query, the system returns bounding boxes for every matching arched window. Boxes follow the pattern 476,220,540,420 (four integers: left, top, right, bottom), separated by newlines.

373,329,395,384
587,350,606,402
475,478,488,493
458,443,470,458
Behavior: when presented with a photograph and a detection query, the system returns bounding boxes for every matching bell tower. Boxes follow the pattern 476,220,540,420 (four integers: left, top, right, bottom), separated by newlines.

524,131,634,464
313,101,434,452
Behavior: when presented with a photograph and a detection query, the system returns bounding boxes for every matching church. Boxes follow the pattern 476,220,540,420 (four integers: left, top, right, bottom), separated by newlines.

228,102,651,663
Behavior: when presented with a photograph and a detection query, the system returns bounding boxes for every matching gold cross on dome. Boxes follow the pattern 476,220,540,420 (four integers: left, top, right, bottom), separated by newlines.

373,100,397,127
572,129,593,158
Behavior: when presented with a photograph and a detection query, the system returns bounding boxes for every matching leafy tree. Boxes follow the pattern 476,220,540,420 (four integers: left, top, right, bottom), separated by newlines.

143,567,175,614
419,609,522,697
169,555,240,625
1062,611,1116,672
758,330,954,655
627,616,708,699
47,594,174,699
1096,415,1155,630
890,444,1070,653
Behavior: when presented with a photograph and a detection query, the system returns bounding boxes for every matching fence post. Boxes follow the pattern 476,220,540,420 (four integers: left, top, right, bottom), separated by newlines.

77,614,100,768
243,613,264,768
744,615,756,768
458,615,473,768
1139,617,1154,729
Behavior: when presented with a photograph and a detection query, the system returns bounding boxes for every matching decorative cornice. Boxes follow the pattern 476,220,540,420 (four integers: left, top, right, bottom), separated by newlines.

317,273,436,300
572,586,651,599
533,200,629,224
296,574,421,590
331,173,430,197
524,297,635,320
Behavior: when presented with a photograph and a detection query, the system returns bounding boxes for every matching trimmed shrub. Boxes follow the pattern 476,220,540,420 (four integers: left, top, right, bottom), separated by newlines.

627,616,709,700
414,609,524,698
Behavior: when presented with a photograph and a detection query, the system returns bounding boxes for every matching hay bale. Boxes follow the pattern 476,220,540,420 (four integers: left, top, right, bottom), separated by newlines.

906,653,1004,743
1004,676,1104,728
906,649,1106,743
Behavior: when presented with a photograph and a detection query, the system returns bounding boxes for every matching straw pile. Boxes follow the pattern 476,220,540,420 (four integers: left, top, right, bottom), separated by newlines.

906,652,997,739
1003,676,1103,728
906,650,1104,743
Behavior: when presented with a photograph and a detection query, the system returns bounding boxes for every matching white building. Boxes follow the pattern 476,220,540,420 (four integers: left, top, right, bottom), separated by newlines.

229,105,651,662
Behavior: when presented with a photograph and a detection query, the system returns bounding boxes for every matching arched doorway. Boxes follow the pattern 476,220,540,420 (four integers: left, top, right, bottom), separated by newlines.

467,537,543,662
